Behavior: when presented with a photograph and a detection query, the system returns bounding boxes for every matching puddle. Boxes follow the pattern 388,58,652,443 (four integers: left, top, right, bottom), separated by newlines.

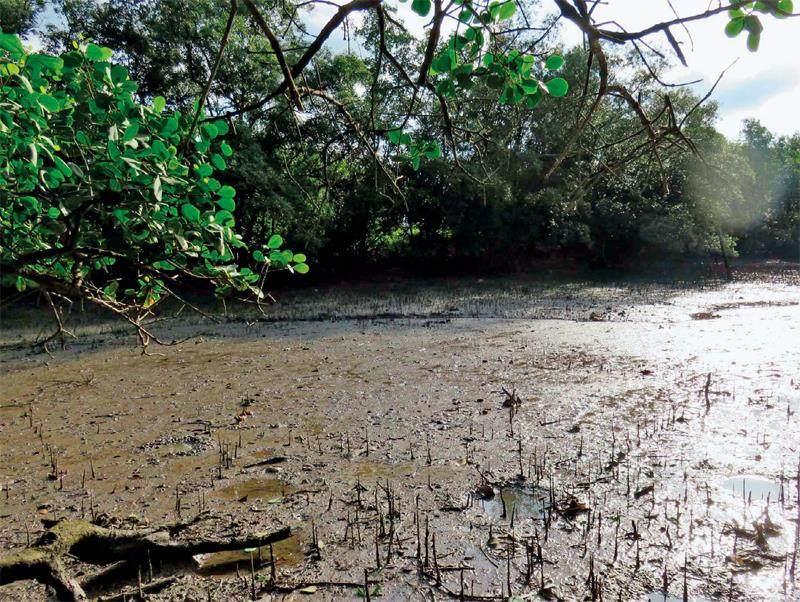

721,475,781,503
480,485,548,521
216,478,292,502
194,532,304,576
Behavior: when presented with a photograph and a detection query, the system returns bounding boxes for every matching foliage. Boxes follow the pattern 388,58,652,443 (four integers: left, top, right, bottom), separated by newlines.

0,0,45,36
725,0,794,51
0,30,306,342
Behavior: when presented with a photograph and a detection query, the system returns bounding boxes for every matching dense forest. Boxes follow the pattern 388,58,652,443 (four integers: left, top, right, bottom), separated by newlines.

5,0,799,280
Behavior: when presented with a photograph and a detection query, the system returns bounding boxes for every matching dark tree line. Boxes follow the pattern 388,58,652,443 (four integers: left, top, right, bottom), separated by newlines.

24,0,793,272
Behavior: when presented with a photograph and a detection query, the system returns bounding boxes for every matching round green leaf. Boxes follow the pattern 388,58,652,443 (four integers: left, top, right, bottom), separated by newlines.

411,0,431,16
292,253,307,263
546,77,569,97
294,263,310,274
152,96,166,112
545,55,564,70
253,250,266,262
217,196,235,211
267,234,283,249
215,210,234,225
181,203,201,222
725,18,745,37
218,185,235,199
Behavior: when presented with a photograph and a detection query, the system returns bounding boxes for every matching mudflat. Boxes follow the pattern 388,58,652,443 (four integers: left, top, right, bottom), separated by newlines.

1,265,799,600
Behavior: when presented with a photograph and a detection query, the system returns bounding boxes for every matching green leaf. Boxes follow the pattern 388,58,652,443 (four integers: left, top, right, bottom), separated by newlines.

725,18,745,37
161,117,179,137
776,0,793,17
122,123,139,141
211,154,226,170
253,250,266,262
220,142,233,157
181,203,201,222
152,96,166,112
292,253,307,263
47,207,61,219
294,262,310,274
215,210,233,225
217,196,235,211
743,15,763,33
103,281,119,298
110,64,128,83
268,250,286,265
545,55,564,70
495,0,517,21
218,185,235,199
423,142,441,159
27,54,64,73
411,0,431,16
431,53,454,75
197,164,213,177
38,94,61,113
0,33,25,58
747,30,761,51
85,43,113,62
525,92,542,108
213,120,230,136
267,234,283,249
387,129,403,144
546,77,569,97
53,156,73,177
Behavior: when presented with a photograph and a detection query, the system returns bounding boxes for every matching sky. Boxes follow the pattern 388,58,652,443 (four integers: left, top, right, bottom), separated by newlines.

31,0,800,139
556,0,800,139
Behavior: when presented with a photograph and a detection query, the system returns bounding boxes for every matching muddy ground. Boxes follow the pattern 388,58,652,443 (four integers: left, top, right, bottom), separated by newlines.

1,263,799,601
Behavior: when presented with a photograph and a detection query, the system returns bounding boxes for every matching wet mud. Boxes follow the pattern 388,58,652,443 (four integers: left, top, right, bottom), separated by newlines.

1,265,799,600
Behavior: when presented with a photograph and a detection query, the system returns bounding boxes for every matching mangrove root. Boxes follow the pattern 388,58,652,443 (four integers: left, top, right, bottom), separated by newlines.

0,517,291,601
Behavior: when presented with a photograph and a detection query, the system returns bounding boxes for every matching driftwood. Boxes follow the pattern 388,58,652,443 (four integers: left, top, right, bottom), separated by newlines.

0,517,291,600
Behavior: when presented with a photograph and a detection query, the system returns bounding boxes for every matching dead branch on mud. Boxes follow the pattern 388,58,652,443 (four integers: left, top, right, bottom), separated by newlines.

0,517,291,601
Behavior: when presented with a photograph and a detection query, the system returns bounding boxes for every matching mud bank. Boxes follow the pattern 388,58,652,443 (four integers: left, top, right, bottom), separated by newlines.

1,269,799,600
